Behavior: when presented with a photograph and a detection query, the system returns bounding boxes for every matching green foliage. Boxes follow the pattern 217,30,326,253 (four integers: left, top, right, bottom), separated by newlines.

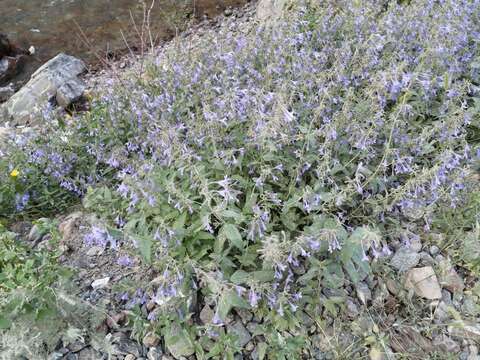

0,223,72,330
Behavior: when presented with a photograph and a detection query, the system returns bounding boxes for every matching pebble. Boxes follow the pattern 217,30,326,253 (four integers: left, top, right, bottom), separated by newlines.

429,245,440,256
390,247,420,272
355,282,372,305
143,333,160,348
404,266,442,300
91,277,110,289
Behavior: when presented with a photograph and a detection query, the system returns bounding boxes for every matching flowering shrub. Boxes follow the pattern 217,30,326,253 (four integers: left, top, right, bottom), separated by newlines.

2,0,480,355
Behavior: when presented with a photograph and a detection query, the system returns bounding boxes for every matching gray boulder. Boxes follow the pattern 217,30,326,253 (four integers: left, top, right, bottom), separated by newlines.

256,0,290,23
1,53,86,126
0,84,14,102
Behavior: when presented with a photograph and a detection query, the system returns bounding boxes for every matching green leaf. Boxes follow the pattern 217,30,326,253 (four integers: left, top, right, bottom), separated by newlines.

217,290,250,322
0,315,11,329
252,270,275,282
136,235,152,264
257,342,268,360
217,292,232,322
222,224,244,250
230,270,250,284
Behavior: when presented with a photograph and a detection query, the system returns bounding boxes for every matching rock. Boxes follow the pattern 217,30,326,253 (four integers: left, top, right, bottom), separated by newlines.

125,355,136,360
1,53,86,126
438,259,464,293
390,327,433,354
77,347,102,360
246,321,260,335
27,221,49,243
86,246,104,256
0,33,12,58
429,245,440,256
68,340,87,353
0,56,25,84
405,267,442,300
390,247,420,272
165,323,194,359
434,301,451,323
461,295,480,317
385,278,401,296
369,346,384,360
256,0,289,22
143,333,161,348
106,312,127,328
418,252,435,266
448,321,480,342
236,308,253,324
147,348,163,360
433,334,460,353
356,282,372,305
345,298,359,318
227,321,252,347
91,277,110,289
59,212,84,242
112,338,142,357
199,304,214,324
56,77,86,108
224,8,233,16
0,84,14,102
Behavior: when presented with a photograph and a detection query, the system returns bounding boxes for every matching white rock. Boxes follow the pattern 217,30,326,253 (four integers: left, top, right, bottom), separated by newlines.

91,277,110,289
405,267,442,300
256,0,289,23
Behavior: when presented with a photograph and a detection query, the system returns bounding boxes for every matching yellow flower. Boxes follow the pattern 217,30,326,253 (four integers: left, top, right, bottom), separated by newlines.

10,169,19,177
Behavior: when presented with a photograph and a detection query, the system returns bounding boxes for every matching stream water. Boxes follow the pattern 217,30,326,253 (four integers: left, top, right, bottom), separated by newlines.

0,0,247,83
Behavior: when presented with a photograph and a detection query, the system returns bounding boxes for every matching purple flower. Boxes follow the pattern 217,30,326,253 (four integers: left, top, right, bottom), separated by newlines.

117,255,133,267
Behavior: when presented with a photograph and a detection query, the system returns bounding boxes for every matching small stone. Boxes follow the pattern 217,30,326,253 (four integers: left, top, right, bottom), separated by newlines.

224,8,233,16
433,334,460,353
386,279,401,296
434,301,451,323
125,355,136,360
91,277,110,289
59,212,83,242
147,348,163,360
143,333,161,348
86,246,104,256
345,298,359,318
146,301,156,311
356,282,372,305
438,259,464,293
442,289,453,304
0,84,14,102
405,267,442,299
227,321,251,347
28,46,35,55
112,339,142,357
106,312,127,328
369,346,384,360
246,322,259,335
68,341,86,353
429,245,440,256
77,348,102,360
390,247,420,272
410,236,422,252
448,321,480,342
236,308,253,324
199,304,214,324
